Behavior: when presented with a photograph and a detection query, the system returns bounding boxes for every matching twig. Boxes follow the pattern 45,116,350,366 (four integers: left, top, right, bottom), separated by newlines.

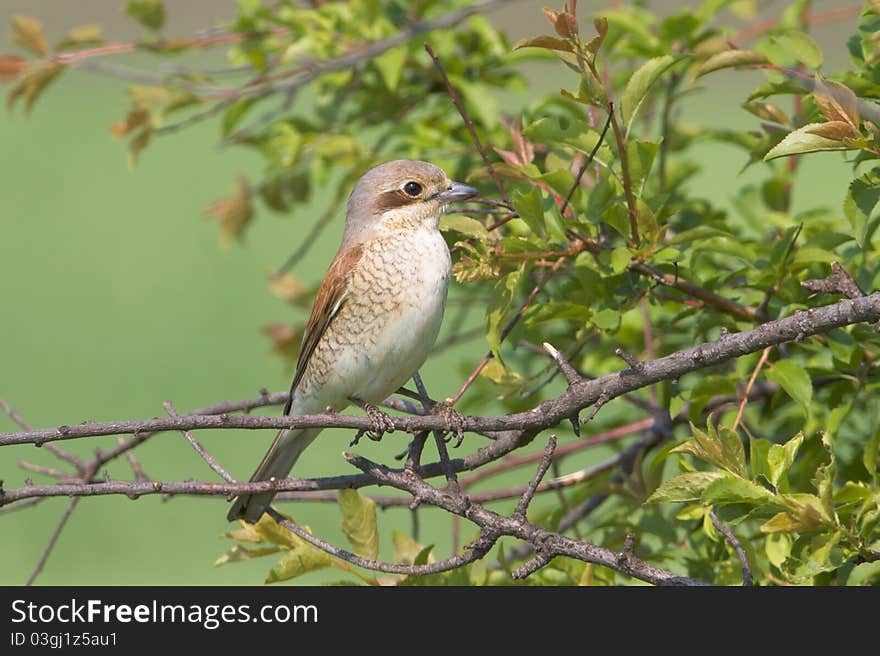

732,346,772,431
513,435,557,520
424,42,510,205
155,0,509,134
412,372,460,494
559,109,613,217
460,417,652,488
1,399,86,472
119,436,150,483
606,101,639,246
731,4,861,46
629,261,759,322
164,401,236,483
267,508,494,577
342,450,706,585
709,509,753,586
25,497,80,586
802,262,865,300
274,193,347,275
449,257,567,406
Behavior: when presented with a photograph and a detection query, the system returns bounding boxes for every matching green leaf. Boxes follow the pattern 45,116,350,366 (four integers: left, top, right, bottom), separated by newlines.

646,471,726,503
627,139,660,197
56,24,103,51
766,360,812,407
759,30,823,68
523,117,612,163
864,427,879,478
6,62,63,115
338,489,379,560
696,49,769,77
846,561,880,585
213,544,280,567
702,476,775,505
761,511,803,533
126,0,165,31
222,98,256,138
479,359,522,385
763,123,852,161
265,542,333,583
621,55,681,131
765,532,791,568
453,77,499,129
440,214,490,240
843,167,880,248
127,126,154,171
750,436,773,485
514,35,573,52
717,426,747,478
609,247,632,274
602,204,631,240
11,15,49,56
392,530,431,566
525,301,592,327
373,47,406,91
511,186,545,238
576,70,608,107
486,267,523,363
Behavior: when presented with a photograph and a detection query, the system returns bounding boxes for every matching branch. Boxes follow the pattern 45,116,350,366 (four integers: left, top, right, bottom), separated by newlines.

341,451,707,585
709,510,753,587
266,508,495,577
802,262,865,300
3,293,878,452
154,0,509,134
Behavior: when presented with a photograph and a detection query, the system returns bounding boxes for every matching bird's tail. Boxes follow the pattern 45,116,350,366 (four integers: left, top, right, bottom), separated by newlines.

226,427,321,523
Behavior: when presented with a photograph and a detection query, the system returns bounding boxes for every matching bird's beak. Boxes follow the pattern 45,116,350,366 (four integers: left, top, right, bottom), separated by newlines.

436,181,479,203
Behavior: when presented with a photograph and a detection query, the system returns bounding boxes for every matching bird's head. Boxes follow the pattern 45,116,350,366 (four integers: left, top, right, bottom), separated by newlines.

344,159,478,243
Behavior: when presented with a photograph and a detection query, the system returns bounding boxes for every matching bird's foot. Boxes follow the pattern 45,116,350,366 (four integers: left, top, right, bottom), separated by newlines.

432,399,465,447
349,398,395,445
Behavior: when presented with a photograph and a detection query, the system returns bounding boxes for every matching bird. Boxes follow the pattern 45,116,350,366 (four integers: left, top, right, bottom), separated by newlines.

227,159,478,523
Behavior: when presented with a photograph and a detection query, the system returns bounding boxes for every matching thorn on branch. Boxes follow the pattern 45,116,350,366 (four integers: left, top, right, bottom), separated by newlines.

615,347,643,372
164,401,235,483
802,261,865,300
583,392,609,425
542,342,583,387
616,532,637,569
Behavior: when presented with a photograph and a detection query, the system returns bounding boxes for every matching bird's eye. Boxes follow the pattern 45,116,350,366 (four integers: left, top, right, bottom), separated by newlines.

403,181,423,197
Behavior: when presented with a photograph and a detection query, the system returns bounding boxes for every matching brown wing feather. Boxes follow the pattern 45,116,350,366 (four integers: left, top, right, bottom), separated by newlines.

282,243,364,415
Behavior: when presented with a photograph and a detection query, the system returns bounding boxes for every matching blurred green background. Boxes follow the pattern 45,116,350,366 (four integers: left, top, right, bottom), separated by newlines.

0,0,855,585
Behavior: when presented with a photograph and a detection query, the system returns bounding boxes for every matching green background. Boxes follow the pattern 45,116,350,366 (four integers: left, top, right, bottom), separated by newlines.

0,1,853,584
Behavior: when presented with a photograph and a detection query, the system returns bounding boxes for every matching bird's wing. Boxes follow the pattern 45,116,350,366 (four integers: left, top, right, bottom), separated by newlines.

283,242,364,415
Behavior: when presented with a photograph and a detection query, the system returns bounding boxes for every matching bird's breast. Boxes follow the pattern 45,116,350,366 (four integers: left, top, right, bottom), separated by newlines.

295,229,451,409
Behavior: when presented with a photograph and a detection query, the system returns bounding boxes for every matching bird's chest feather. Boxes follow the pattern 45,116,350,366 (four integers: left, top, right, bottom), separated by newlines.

347,230,450,400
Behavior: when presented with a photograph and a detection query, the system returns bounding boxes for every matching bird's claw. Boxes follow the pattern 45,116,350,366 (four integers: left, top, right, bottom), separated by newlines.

363,401,395,441
432,400,465,447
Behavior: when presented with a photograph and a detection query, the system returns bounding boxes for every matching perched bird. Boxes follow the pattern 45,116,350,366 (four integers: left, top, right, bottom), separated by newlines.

227,160,478,523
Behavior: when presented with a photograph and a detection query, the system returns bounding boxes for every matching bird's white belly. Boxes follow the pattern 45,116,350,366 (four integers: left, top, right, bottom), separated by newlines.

354,232,450,403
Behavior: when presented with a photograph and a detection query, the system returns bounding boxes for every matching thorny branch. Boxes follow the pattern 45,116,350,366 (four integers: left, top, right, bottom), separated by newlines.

3,286,879,584
5,292,877,453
